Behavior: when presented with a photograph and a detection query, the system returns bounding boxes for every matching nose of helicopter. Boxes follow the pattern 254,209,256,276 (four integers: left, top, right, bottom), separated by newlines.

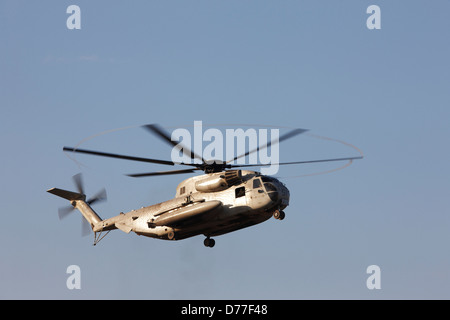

276,182,290,209
264,181,278,202
262,177,290,209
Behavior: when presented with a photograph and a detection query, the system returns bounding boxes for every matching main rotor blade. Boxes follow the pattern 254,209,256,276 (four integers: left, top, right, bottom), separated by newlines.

142,124,205,163
126,168,199,178
229,156,363,168
63,147,175,166
226,128,308,164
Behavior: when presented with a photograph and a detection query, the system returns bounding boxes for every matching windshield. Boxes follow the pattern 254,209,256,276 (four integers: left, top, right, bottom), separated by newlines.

264,182,277,192
253,178,262,188
261,176,278,183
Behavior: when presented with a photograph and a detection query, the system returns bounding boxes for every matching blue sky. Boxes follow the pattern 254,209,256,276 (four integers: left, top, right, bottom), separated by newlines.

1,1,449,299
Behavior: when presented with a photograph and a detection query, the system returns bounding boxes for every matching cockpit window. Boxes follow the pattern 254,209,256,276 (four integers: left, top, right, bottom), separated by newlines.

261,176,277,183
264,183,277,192
253,178,262,188
235,186,245,198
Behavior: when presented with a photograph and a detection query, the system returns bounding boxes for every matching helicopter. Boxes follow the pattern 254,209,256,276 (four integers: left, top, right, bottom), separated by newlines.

47,124,362,248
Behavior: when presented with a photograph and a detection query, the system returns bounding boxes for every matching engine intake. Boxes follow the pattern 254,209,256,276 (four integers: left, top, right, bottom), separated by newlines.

195,170,242,192
224,170,242,185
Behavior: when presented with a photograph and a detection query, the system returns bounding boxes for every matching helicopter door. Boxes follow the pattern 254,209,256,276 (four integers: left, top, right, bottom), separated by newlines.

234,186,247,207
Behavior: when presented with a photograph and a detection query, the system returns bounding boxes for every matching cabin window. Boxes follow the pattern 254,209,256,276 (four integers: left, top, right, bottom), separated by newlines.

235,186,245,198
180,186,185,195
253,178,262,189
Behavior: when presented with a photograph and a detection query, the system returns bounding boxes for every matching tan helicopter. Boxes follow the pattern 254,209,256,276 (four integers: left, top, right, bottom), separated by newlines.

48,124,362,247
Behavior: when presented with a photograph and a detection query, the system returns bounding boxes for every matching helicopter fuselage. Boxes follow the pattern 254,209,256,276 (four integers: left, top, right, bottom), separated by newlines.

95,170,289,245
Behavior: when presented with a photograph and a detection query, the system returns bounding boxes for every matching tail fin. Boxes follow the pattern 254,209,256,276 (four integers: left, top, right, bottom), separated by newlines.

47,187,103,228
47,188,85,201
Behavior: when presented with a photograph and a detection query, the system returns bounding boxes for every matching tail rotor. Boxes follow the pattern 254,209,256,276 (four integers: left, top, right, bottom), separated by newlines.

54,173,107,236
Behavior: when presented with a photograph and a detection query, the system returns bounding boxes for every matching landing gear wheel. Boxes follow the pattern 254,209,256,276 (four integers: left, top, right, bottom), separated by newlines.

273,210,286,220
273,210,281,219
204,237,215,248
168,231,175,240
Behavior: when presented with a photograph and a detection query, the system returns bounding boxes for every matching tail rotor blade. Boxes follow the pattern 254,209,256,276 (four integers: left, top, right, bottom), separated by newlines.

81,217,91,237
87,188,107,205
72,173,84,195
58,206,75,220
52,173,107,238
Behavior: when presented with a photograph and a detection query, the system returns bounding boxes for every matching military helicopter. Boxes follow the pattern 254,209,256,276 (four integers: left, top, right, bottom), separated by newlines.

47,124,362,247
